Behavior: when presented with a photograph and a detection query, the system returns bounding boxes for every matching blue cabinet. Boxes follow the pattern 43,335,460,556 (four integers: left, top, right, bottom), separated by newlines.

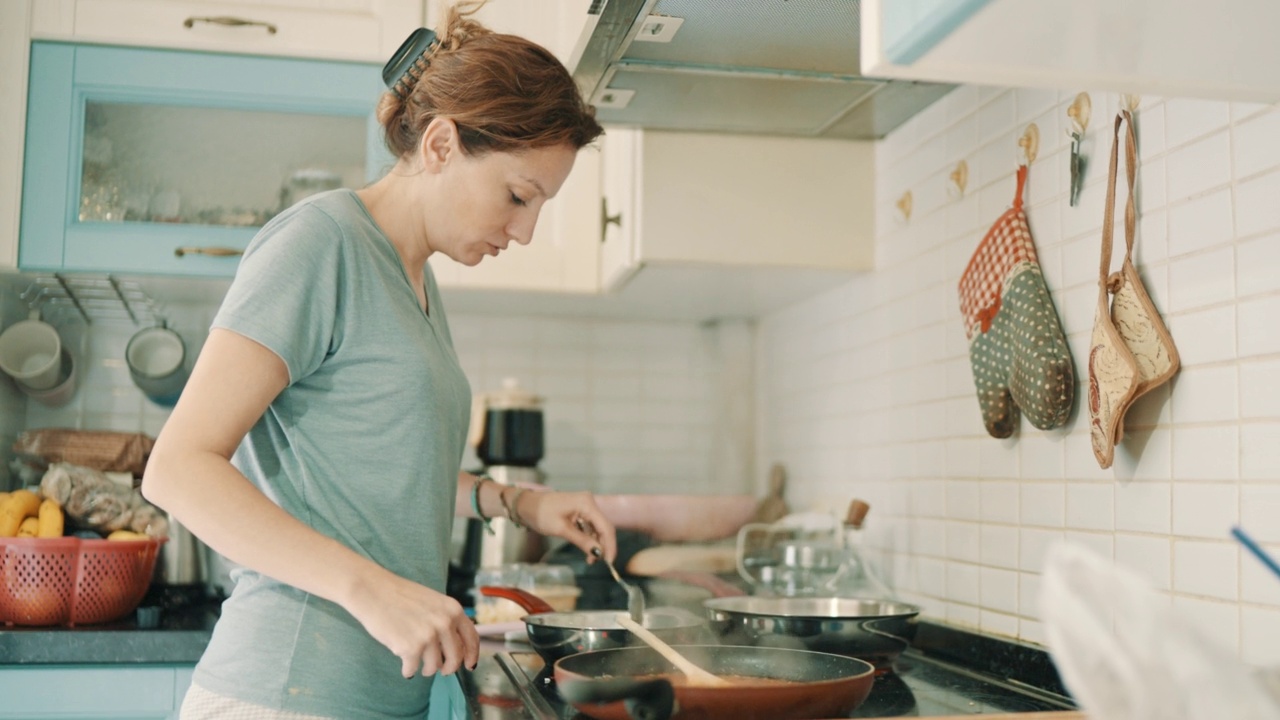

20,42,392,278
0,664,194,719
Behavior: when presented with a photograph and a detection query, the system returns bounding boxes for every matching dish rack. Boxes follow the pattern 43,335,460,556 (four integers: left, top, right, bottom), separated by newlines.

18,274,169,327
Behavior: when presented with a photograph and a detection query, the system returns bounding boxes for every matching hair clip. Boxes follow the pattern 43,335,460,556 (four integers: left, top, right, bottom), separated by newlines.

383,27,439,96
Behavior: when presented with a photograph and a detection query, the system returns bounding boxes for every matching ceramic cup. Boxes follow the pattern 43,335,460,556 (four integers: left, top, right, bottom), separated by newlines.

126,326,188,406
18,348,77,407
0,318,63,390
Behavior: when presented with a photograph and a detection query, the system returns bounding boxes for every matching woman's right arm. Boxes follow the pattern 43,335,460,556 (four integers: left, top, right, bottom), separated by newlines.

141,328,479,676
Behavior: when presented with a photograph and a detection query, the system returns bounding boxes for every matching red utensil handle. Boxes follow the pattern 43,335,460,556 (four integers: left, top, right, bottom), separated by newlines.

478,585,555,614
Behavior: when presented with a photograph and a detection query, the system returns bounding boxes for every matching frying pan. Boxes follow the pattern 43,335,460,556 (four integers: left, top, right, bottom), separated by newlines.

703,596,920,669
479,586,708,663
555,644,876,720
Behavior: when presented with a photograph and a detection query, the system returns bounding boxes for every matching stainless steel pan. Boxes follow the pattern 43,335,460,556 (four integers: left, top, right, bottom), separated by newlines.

703,596,920,669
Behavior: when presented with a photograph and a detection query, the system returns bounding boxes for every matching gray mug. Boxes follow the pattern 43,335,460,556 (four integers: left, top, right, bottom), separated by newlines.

125,326,188,406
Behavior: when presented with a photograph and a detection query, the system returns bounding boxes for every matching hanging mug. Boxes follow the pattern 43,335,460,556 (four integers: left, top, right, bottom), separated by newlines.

0,312,78,406
126,325,188,406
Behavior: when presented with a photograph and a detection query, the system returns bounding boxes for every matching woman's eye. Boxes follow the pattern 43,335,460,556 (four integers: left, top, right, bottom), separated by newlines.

510,192,528,207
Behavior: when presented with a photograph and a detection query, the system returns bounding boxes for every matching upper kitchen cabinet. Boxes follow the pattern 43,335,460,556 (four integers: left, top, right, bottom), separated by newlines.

20,42,390,278
0,1,34,269
598,128,875,312
29,0,421,63
426,0,604,294
862,0,1280,102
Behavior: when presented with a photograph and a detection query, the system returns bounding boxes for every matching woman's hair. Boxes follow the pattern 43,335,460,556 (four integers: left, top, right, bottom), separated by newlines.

376,1,603,159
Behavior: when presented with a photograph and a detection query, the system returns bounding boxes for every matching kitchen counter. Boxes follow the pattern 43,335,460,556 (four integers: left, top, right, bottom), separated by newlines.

0,601,219,664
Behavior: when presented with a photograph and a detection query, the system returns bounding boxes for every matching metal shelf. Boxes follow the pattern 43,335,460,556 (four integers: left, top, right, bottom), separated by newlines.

19,274,168,327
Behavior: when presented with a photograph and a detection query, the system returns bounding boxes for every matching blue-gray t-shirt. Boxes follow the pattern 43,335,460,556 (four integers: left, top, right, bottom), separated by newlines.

194,189,471,718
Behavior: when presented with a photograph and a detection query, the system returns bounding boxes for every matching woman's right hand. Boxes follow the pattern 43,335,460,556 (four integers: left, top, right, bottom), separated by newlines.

344,570,480,678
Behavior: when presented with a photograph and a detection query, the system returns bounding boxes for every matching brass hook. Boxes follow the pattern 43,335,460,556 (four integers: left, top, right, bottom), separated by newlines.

1017,123,1040,166
949,160,969,198
896,191,913,222
1066,92,1092,135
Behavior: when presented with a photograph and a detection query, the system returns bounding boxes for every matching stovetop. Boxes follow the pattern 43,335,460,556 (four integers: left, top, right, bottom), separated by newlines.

489,646,1075,719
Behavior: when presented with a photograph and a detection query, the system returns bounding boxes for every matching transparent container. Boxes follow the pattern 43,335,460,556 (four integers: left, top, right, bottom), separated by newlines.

474,563,579,625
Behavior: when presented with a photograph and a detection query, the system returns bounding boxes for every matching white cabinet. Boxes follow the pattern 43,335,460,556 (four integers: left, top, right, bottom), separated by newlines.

599,128,875,293
0,0,32,269
862,0,1280,102
30,0,422,63
426,0,603,295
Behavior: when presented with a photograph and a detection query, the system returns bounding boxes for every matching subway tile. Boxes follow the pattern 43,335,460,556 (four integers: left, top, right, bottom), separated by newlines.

1167,246,1235,313
980,609,1020,639
1112,428,1173,480
1166,132,1232,203
1166,189,1234,257
1020,482,1066,527
1019,528,1064,573
1064,530,1114,559
1241,606,1280,667
1172,426,1239,481
1235,169,1280,238
1236,231,1280,298
977,92,1017,145
947,521,981,563
1241,424,1280,480
1170,365,1238,424
1172,596,1239,654
1241,542,1280,605
1017,431,1065,480
1066,482,1115,531
1019,618,1046,645
1018,572,1043,617
980,567,1019,614
981,525,1019,569
1064,431,1116,481
947,562,981,605
1163,99,1230,148
947,602,980,628
1172,483,1239,539
1233,108,1280,179
1115,533,1172,590
1016,88,1061,125
1115,480,1172,533
980,481,1019,523
1231,101,1273,123
1238,294,1280,357
1134,102,1167,162
1168,306,1235,365
913,519,948,558
1240,359,1280,419
1173,539,1238,600
1241,484,1280,542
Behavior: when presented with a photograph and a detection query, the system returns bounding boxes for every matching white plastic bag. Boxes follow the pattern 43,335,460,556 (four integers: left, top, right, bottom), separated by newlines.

1041,542,1280,720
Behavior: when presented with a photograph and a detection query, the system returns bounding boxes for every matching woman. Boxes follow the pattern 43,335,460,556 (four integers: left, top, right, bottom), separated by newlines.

141,4,614,718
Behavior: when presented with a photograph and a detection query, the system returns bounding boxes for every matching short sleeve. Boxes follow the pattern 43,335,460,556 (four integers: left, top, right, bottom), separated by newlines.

212,206,344,384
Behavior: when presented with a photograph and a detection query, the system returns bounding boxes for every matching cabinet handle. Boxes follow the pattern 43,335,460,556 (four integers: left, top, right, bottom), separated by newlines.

174,246,244,258
183,16,278,35
600,198,622,242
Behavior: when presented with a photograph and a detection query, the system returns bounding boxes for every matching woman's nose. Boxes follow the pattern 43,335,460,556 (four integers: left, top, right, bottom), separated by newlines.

508,212,539,246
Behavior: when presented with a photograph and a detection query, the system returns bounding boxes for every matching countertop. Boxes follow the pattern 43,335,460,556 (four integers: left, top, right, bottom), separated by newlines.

0,601,220,665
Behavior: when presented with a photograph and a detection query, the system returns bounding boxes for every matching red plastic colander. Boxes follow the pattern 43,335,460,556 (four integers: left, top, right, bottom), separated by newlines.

0,536,164,627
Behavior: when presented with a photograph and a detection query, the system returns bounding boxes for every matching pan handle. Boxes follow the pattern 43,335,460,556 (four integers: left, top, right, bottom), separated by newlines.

558,677,676,720
478,585,555,614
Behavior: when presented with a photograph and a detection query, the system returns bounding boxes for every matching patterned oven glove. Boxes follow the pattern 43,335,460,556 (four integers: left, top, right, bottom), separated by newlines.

958,165,1075,438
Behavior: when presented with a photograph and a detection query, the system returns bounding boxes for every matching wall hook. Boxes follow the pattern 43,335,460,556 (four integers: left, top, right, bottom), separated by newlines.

1120,93,1141,113
896,190,913,222
948,160,969,199
1066,92,1091,207
1017,123,1040,166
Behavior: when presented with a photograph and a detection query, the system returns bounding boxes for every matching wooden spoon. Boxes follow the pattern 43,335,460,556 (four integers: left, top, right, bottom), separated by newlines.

615,613,729,688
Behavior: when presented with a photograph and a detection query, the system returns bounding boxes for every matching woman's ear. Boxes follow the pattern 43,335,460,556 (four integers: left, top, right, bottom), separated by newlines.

420,117,460,172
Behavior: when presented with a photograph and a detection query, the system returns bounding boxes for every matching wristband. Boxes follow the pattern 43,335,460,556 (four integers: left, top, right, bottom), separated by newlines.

470,475,496,535
502,487,529,529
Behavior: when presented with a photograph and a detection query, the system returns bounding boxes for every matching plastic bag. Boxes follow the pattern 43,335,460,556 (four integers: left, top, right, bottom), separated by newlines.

39,462,168,537
1041,542,1280,720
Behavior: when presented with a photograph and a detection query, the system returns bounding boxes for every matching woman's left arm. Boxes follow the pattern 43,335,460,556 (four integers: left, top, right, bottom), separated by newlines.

455,472,616,562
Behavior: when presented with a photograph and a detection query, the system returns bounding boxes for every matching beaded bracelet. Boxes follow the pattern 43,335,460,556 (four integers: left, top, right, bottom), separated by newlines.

502,487,529,530
470,475,496,535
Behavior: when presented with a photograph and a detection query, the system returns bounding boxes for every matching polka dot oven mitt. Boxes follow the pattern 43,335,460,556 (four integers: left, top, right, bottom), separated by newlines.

958,165,1075,438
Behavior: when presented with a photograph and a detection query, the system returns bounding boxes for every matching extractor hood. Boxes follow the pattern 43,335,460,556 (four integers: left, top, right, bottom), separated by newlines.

570,0,955,139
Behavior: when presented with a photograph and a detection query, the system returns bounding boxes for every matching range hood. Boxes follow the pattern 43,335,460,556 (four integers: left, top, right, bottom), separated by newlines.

570,0,955,139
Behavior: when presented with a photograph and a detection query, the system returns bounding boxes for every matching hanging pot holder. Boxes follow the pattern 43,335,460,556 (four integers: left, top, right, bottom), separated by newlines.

959,164,1075,438
1088,111,1180,468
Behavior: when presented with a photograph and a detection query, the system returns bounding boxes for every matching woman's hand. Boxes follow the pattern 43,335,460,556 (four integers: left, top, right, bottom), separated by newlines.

343,569,479,678
518,490,617,562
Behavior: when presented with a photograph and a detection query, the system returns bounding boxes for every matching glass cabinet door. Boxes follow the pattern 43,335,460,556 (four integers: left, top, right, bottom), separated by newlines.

22,42,390,277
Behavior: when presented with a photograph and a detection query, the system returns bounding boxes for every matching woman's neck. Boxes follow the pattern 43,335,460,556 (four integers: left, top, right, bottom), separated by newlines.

356,167,432,276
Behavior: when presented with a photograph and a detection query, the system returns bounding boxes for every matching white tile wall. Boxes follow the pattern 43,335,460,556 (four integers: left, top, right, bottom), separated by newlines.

757,88,1280,663
1,291,740,498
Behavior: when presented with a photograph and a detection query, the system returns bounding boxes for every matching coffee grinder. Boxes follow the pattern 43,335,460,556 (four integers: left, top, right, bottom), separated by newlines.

450,378,547,602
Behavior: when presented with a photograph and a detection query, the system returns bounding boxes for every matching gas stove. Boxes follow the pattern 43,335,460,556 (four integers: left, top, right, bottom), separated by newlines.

480,622,1075,719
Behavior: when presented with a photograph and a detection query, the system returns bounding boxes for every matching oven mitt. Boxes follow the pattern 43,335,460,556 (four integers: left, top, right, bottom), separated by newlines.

959,165,1074,438
1089,111,1180,468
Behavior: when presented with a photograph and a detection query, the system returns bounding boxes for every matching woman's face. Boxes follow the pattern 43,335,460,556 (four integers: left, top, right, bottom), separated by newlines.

429,138,578,266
